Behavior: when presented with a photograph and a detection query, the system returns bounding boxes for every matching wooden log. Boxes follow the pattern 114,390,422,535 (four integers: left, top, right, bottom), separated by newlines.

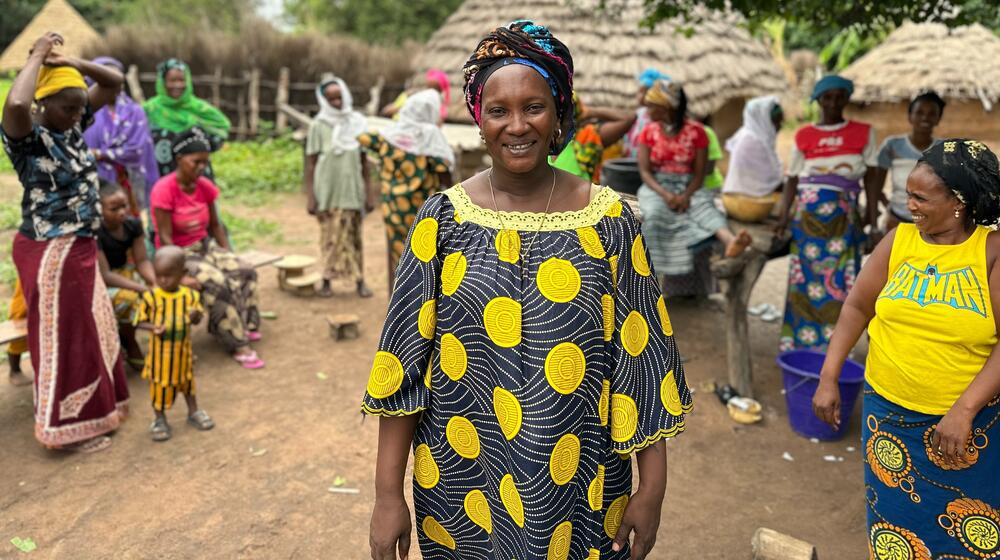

713,249,768,398
126,65,145,103
211,66,223,108
278,103,313,129
751,528,818,560
249,68,261,136
275,67,290,132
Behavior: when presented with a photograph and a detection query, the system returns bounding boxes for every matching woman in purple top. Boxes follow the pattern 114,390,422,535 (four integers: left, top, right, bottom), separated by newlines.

82,57,160,214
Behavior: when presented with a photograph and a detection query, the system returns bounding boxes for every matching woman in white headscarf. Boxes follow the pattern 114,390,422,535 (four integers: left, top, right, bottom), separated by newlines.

721,95,785,222
305,76,376,297
359,88,454,291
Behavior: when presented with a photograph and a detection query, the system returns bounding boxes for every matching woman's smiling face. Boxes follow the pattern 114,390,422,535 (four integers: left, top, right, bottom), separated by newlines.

479,64,558,175
906,162,964,232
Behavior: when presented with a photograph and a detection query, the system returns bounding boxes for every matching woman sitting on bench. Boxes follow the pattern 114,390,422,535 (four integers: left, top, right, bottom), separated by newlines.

149,128,264,369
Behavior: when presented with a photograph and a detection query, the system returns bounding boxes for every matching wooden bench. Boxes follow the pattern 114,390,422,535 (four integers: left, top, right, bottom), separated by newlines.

710,219,788,398
237,250,283,269
327,313,360,341
0,319,28,347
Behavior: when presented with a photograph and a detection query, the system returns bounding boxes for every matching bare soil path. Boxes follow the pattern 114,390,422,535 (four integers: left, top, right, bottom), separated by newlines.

0,175,866,559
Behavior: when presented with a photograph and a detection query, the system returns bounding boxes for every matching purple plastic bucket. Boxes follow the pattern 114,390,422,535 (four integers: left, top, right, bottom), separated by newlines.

776,350,865,440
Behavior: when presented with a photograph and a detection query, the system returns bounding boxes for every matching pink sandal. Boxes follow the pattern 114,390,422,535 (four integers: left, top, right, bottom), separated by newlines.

234,350,265,369
247,331,262,342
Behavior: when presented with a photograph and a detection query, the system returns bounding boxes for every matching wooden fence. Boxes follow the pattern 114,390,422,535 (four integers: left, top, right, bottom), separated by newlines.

125,65,403,139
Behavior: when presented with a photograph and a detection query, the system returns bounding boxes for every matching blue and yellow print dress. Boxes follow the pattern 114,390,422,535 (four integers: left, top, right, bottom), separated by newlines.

362,184,693,560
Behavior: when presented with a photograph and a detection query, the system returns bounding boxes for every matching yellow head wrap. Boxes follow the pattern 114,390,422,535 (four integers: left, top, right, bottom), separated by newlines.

35,66,88,101
644,79,681,109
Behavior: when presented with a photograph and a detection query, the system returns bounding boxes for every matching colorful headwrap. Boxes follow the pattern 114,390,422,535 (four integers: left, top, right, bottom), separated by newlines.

143,58,232,137
811,75,854,101
425,69,451,120
463,20,575,155
171,127,212,157
918,139,1000,227
644,79,682,109
35,65,88,101
637,68,670,89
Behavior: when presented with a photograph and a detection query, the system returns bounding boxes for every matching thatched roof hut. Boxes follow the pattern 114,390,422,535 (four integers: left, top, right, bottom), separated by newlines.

0,0,101,72
842,23,1000,143
415,0,787,139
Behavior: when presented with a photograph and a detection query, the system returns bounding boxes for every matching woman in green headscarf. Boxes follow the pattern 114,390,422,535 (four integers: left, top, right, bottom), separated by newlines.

143,59,231,179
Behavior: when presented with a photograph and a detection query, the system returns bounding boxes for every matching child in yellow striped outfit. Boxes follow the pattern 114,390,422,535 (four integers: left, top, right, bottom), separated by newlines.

135,246,214,441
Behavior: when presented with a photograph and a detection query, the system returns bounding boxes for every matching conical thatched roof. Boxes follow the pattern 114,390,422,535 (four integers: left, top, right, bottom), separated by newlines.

0,0,101,72
842,23,1000,111
415,0,787,122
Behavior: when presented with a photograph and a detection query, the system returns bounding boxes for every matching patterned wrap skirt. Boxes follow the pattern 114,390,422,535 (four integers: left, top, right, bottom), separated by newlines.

636,172,727,276
107,266,141,323
863,384,1000,559
12,234,128,447
780,186,865,351
318,208,363,282
183,238,259,352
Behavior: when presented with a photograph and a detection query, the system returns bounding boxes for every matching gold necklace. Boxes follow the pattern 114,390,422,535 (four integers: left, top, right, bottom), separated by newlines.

488,167,557,280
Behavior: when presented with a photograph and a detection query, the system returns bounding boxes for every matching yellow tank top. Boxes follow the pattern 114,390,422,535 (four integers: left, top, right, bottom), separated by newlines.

867,224,996,414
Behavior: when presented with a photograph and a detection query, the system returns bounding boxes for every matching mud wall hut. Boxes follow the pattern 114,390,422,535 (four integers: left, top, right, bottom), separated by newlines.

413,0,787,141
842,23,1000,145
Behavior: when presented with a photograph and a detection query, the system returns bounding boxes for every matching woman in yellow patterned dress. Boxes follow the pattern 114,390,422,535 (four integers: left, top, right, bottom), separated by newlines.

359,89,453,291
815,140,1000,559
363,21,691,560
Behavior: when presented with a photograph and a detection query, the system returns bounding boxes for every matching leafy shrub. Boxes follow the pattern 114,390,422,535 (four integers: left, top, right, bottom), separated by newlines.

212,135,303,205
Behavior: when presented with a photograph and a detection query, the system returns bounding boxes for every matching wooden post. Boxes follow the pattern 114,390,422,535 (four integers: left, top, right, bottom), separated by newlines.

211,66,222,108
126,65,145,103
365,76,385,116
237,80,248,141
275,67,290,132
711,219,784,399
249,68,261,136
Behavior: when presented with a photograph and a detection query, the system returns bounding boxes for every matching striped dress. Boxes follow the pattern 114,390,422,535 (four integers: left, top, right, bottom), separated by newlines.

135,286,202,411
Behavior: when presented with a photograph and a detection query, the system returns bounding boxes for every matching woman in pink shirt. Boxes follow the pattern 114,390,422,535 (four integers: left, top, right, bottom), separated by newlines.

150,128,264,369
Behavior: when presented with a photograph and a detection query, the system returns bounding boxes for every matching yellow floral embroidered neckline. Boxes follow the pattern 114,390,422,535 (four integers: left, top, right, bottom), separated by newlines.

443,184,621,232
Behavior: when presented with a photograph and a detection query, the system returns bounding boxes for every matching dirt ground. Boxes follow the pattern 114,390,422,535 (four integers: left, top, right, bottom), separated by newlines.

0,170,869,559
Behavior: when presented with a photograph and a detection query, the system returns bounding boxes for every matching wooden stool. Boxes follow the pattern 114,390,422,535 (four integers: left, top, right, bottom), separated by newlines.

274,255,317,292
327,314,360,341
286,272,322,297
0,319,28,346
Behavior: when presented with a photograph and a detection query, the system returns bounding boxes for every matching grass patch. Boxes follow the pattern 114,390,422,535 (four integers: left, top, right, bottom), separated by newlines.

221,210,283,250
212,135,303,206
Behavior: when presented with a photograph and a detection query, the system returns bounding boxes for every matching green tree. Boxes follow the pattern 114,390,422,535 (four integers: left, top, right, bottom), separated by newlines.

640,0,995,34
285,0,464,44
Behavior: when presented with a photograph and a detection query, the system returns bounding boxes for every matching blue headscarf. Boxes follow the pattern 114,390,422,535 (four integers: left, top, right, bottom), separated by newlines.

811,75,854,101
637,68,670,89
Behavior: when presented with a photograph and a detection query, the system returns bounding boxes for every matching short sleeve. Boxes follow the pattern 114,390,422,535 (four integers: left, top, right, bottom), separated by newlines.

134,291,154,325
607,205,692,454
876,137,894,169
190,289,203,313
306,121,323,156
124,217,144,243
788,146,805,176
361,195,446,416
690,123,709,150
637,122,657,147
149,177,174,211
705,127,722,161
863,126,879,167
196,177,220,204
